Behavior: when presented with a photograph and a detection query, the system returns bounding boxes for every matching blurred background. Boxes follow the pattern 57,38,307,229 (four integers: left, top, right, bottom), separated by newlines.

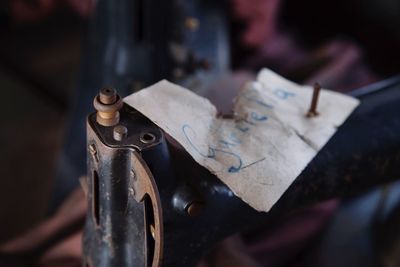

0,0,87,241
0,0,399,266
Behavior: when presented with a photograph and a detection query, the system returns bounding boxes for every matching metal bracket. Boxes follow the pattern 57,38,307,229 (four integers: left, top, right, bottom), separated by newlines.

130,151,163,267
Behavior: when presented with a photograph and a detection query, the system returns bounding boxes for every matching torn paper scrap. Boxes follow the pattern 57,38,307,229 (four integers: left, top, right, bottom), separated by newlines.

124,69,360,212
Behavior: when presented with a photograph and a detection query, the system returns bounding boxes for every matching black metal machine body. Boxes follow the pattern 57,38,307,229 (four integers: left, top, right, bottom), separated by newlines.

54,0,400,265
84,78,400,267
53,0,230,208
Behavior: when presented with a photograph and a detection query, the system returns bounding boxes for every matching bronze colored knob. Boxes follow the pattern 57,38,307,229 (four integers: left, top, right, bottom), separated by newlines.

93,87,123,126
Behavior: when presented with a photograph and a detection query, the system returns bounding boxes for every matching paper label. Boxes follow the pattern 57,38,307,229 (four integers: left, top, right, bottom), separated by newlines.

124,69,360,212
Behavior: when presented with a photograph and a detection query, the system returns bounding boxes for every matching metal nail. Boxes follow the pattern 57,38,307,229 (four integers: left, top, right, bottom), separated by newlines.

306,83,321,118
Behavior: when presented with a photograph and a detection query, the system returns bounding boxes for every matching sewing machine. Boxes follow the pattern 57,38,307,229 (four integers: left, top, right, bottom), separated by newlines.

66,0,400,266
83,79,400,266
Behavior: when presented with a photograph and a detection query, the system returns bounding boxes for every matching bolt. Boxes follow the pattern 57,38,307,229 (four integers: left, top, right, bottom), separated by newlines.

186,201,204,217
113,125,128,141
306,83,321,118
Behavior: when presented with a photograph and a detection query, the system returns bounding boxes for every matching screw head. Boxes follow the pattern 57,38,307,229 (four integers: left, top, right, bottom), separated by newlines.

113,125,128,141
186,202,204,217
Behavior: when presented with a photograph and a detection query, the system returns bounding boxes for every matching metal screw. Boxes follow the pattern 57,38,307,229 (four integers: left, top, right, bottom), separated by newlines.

306,83,321,118
186,202,204,217
113,125,128,141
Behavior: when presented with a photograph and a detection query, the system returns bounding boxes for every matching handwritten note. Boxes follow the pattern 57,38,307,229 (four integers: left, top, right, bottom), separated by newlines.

124,69,360,212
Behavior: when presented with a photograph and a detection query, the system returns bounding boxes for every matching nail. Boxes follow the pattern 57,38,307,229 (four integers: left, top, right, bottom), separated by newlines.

306,83,321,118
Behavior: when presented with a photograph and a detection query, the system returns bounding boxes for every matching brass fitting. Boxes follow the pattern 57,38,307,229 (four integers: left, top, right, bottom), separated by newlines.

93,87,123,126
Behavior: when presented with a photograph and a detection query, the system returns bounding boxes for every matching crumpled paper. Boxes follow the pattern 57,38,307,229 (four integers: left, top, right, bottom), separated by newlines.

124,69,359,212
